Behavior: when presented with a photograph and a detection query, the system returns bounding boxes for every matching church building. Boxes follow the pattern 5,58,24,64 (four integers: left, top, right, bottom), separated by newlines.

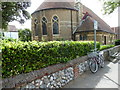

31,0,116,44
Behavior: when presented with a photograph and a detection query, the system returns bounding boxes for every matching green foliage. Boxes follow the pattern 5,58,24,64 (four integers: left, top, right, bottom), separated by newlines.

100,45,115,50
2,41,100,78
115,39,120,46
56,38,65,41
101,0,120,14
1,2,31,29
18,29,32,42
2,38,18,42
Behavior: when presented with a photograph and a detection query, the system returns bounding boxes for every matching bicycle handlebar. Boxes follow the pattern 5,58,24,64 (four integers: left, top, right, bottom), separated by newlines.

90,48,99,52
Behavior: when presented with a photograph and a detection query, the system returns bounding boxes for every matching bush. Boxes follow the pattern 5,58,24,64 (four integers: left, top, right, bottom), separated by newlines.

2,38,18,42
2,41,100,78
100,45,114,51
18,28,32,42
115,39,120,46
56,38,65,41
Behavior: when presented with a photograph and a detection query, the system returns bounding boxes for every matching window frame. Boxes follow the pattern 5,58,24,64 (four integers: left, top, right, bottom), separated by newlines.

52,15,60,35
34,19,39,36
42,17,47,36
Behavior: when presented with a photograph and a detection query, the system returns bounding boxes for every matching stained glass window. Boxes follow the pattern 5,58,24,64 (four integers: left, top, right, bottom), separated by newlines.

42,17,47,35
52,16,59,34
34,19,39,36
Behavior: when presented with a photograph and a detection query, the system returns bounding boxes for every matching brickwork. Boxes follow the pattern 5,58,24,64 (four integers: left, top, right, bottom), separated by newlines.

31,1,116,43
77,32,115,44
73,64,79,79
32,9,78,41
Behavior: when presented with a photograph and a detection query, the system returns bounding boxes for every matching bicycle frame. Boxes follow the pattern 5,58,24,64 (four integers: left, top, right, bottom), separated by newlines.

87,49,105,73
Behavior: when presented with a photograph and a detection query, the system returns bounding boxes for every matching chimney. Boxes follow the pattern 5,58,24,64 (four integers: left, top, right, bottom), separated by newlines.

75,0,83,23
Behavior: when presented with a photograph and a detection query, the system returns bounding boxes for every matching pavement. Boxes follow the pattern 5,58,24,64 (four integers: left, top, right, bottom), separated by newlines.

63,60,120,89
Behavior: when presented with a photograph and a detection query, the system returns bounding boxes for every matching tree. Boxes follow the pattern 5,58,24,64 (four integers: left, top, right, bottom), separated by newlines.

0,32,4,40
18,28,32,42
1,2,31,30
102,0,120,14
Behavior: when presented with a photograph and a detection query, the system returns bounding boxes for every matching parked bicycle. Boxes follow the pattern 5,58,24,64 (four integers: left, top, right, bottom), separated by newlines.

87,49,105,73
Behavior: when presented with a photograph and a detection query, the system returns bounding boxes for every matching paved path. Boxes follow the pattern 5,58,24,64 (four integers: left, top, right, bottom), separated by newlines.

63,60,120,89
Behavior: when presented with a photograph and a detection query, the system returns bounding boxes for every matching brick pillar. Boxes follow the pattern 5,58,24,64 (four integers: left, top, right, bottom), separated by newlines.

73,64,79,79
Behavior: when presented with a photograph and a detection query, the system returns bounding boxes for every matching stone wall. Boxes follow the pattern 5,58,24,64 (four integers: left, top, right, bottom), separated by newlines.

2,56,88,88
21,60,89,88
102,45,120,61
2,45,120,89
22,67,74,88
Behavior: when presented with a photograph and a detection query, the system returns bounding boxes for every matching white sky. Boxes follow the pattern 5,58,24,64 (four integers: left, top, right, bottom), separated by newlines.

9,0,118,29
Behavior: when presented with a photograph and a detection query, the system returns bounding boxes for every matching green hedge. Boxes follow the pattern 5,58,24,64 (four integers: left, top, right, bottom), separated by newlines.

2,41,100,78
100,45,115,51
115,39,120,46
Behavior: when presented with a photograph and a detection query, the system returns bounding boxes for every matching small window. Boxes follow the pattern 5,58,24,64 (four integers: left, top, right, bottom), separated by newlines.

42,17,47,35
34,19,39,36
80,35,82,40
52,16,59,34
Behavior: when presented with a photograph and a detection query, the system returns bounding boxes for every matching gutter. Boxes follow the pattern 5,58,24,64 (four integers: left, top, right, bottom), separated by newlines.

75,30,116,34
31,8,78,15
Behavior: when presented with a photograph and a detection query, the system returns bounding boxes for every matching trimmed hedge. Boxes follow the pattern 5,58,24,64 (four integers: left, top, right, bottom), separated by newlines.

115,39,120,46
100,45,115,51
2,41,100,78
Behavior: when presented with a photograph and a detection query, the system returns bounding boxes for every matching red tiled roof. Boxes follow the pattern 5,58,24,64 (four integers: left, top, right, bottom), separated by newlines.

33,0,77,14
77,5,115,34
8,25,17,32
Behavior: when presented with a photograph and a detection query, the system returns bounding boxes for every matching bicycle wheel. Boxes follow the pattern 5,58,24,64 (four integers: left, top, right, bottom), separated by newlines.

89,58,98,73
99,55,105,68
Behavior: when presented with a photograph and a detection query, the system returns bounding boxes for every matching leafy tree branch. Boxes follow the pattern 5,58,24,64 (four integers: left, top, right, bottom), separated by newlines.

101,0,120,14
1,2,31,30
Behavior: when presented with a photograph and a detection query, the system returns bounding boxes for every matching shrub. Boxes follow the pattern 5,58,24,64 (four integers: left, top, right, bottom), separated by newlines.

18,28,32,42
100,45,114,51
2,41,100,78
2,38,18,42
56,38,65,41
115,39,120,46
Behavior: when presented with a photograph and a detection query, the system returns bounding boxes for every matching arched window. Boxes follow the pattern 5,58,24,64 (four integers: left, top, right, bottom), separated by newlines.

42,17,47,35
52,16,59,34
34,19,39,36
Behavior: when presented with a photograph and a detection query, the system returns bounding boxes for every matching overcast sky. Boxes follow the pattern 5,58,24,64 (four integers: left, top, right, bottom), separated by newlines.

9,0,118,29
